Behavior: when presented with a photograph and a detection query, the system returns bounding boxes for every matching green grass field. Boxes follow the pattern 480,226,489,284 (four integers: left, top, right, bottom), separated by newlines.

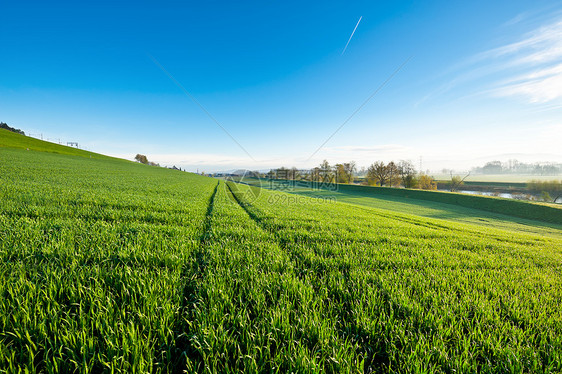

0,129,117,160
246,178,562,239
2,131,562,372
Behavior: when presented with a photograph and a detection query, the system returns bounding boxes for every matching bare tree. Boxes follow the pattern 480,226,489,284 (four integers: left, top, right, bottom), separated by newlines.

319,160,334,183
344,161,357,184
387,161,400,187
450,171,470,192
398,160,417,188
275,166,289,179
290,167,300,180
358,166,367,177
367,161,389,186
310,167,321,182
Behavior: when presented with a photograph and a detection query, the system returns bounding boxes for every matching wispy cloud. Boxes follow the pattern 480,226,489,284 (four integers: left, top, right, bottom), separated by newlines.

478,17,562,104
422,15,562,107
482,19,562,62
490,63,562,103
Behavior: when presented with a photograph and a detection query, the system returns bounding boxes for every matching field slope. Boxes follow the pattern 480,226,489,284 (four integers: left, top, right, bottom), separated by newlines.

2,132,562,373
246,178,562,238
0,128,119,160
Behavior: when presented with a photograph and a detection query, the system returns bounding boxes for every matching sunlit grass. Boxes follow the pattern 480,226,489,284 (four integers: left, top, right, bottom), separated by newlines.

2,133,562,372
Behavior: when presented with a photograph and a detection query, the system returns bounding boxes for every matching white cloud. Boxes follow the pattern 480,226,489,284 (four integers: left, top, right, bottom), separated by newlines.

486,20,562,60
423,16,562,106
480,18,562,104
491,65,562,103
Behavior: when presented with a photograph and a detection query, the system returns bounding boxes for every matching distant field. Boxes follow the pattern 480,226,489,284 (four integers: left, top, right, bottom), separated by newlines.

2,132,562,372
432,173,562,183
241,178,562,237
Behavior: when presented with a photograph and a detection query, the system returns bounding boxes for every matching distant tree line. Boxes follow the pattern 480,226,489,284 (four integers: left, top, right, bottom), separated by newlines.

268,160,437,190
471,160,562,175
0,122,25,135
266,161,357,184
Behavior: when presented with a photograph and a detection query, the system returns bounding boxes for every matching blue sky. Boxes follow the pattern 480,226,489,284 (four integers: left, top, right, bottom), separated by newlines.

2,0,562,172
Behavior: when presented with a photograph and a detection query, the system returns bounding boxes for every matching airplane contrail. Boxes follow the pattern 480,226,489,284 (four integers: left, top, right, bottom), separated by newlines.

341,16,362,55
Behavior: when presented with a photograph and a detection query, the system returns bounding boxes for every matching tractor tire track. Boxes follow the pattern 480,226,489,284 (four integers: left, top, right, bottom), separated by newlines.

163,181,219,373
225,181,402,373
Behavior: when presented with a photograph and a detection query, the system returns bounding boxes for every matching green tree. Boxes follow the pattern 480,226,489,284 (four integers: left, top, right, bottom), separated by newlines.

418,174,437,190
541,191,552,202
335,164,348,183
135,154,149,164
0,122,25,135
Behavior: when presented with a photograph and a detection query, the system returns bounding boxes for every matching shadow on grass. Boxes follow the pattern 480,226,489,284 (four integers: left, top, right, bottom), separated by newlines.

259,181,562,236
